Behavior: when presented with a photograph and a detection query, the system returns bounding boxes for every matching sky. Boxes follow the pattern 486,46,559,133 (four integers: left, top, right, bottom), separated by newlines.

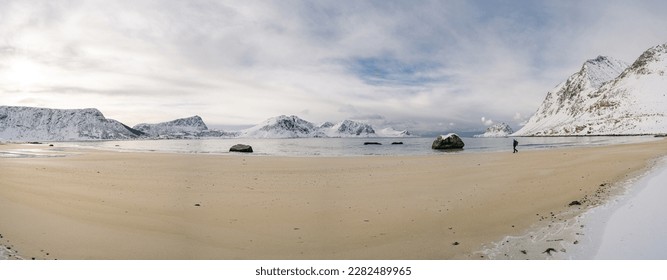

1,0,667,134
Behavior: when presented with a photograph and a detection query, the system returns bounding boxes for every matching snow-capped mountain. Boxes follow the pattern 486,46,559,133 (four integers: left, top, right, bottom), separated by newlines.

238,115,411,138
0,105,415,141
318,122,335,129
515,56,629,136
239,115,326,138
475,122,514,137
321,120,376,137
133,115,208,138
0,106,142,141
514,43,667,136
376,127,412,137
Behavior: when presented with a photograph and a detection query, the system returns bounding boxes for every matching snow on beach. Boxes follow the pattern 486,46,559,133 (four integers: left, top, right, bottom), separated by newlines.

577,157,667,259
479,155,667,260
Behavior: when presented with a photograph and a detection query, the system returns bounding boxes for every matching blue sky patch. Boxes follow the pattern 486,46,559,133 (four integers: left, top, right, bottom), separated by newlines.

346,56,444,86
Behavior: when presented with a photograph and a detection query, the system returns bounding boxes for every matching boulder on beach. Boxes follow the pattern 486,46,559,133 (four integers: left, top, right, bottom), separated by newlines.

431,133,465,150
364,142,382,145
229,144,253,153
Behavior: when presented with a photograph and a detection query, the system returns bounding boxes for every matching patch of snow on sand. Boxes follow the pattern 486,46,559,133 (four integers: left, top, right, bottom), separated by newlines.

582,158,667,259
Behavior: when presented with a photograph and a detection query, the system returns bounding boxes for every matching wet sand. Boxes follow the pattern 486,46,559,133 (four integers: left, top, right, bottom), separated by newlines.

1,139,666,260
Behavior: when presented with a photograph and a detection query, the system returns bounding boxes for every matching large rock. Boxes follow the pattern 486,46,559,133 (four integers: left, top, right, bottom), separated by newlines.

229,144,253,153
431,133,465,149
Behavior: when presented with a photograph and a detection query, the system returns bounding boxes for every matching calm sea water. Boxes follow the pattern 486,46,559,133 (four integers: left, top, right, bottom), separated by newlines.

59,136,659,157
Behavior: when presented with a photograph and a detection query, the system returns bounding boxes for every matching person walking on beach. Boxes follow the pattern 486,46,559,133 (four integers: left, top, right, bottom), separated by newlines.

513,139,519,153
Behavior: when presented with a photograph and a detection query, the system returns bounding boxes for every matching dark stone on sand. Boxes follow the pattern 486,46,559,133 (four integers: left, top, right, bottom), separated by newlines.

229,144,253,153
49,144,54,147
391,142,403,145
27,142,42,144
432,133,464,150
364,142,382,145
194,203,201,207
520,250,527,255
569,200,582,206
452,241,460,246
542,248,557,256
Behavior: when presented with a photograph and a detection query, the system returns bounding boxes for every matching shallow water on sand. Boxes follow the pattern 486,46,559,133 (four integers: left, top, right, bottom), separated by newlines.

57,136,658,157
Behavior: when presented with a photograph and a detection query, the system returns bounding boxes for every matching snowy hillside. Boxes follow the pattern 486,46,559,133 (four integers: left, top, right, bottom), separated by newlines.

133,115,209,138
0,106,142,141
239,115,326,138
376,127,413,137
515,43,667,136
320,120,376,137
475,123,514,138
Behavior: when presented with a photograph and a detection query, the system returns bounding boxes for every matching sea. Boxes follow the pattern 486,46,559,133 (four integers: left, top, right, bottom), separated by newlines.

54,136,659,157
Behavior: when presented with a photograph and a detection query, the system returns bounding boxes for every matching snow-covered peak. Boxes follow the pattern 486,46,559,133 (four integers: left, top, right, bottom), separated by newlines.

376,127,413,137
621,42,667,77
133,115,209,138
0,106,142,141
165,115,208,130
240,115,324,138
514,42,667,136
318,121,335,128
326,120,376,137
582,56,630,88
475,122,514,138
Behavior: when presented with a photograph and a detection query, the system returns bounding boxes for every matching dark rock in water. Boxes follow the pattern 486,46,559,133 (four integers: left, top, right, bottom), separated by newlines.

27,142,42,144
432,133,464,149
364,142,382,145
49,144,54,147
230,144,253,153
655,134,667,137
391,142,403,145
569,200,582,206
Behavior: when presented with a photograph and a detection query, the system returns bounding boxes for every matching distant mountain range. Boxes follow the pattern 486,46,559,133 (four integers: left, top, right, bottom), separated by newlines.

238,115,411,138
514,42,667,136
474,122,514,138
0,107,412,141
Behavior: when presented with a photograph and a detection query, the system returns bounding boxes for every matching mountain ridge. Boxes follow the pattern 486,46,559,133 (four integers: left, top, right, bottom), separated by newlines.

515,42,667,136
0,105,143,141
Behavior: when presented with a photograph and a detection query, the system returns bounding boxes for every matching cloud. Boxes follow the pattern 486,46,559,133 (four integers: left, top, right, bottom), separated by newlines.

2,1,667,130
513,112,528,127
481,117,494,127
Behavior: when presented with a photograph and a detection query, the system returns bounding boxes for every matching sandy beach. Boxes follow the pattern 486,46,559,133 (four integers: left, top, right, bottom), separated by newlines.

1,139,667,260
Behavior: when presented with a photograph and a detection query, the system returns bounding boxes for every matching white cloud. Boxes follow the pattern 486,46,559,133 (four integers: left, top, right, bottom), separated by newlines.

481,117,494,126
513,112,528,127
